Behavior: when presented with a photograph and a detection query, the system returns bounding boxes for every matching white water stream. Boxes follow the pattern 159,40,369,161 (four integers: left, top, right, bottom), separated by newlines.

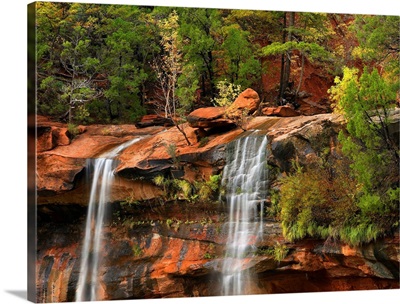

76,137,142,302
221,133,268,296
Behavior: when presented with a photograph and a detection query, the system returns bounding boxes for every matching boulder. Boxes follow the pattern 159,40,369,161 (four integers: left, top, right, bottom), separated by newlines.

36,154,85,193
226,88,260,117
262,105,301,117
52,127,71,146
37,126,72,152
116,122,240,180
187,107,234,129
135,114,174,128
37,126,54,152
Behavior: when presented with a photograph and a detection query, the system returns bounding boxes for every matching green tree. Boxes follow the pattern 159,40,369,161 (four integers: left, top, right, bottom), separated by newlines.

152,10,191,145
331,66,399,239
219,25,262,88
352,15,400,78
223,9,282,44
178,8,222,100
37,3,108,123
99,5,157,122
58,25,101,123
36,3,153,123
262,12,332,104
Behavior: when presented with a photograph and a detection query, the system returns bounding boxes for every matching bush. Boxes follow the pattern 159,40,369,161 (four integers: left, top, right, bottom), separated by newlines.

196,174,221,202
212,80,242,107
67,123,80,138
256,243,289,262
278,147,400,247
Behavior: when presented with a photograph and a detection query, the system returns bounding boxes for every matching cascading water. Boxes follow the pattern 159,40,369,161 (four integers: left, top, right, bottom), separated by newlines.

76,137,142,302
221,133,268,296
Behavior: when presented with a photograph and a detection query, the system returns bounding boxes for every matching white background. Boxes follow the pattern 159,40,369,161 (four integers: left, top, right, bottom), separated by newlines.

0,0,398,303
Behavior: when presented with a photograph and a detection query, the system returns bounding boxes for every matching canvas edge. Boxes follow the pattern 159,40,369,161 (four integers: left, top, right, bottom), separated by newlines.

27,2,38,303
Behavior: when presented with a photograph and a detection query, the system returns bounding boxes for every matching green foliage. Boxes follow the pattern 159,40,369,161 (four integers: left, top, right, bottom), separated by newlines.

36,3,153,123
331,67,398,190
74,105,91,124
152,175,171,199
328,67,359,113
174,179,193,200
223,10,282,43
263,41,330,62
212,80,242,107
333,67,399,239
281,67,399,247
166,218,174,228
338,224,382,247
178,8,221,98
352,15,399,78
152,172,221,204
271,243,289,262
219,25,262,87
256,243,289,262
198,137,209,148
196,174,221,202
279,153,396,247
165,143,181,169
279,156,362,245
67,123,80,138
132,244,143,257
266,188,281,219
165,219,182,231
153,175,167,187
176,63,199,111
207,174,221,191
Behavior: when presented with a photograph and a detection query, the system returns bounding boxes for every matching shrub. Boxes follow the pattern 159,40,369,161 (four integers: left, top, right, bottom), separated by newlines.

196,174,221,202
278,157,372,246
212,80,242,107
256,243,289,262
132,244,142,257
67,123,80,138
198,137,209,148
174,179,193,200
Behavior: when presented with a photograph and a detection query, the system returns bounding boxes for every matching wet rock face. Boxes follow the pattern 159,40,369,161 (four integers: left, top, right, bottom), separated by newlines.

266,114,345,173
36,202,227,302
36,203,399,302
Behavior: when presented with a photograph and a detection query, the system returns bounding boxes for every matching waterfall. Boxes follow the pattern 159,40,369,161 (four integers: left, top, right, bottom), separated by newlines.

76,138,142,302
221,133,268,296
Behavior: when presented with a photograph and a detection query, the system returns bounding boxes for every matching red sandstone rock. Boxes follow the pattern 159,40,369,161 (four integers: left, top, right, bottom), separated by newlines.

116,122,244,181
226,88,260,116
135,114,174,128
34,113,400,302
36,154,85,193
262,105,301,117
37,126,54,152
36,117,165,196
52,127,71,146
187,107,234,129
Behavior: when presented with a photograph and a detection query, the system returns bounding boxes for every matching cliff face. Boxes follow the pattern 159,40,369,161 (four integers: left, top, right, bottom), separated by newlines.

35,113,400,302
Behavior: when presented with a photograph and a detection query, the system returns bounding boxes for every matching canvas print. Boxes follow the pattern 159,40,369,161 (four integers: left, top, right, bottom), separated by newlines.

28,1,399,303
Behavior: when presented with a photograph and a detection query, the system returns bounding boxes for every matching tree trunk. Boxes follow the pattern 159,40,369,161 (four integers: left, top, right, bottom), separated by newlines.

278,12,287,103
279,12,295,104
207,50,215,98
174,122,192,146
296,52,305,96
